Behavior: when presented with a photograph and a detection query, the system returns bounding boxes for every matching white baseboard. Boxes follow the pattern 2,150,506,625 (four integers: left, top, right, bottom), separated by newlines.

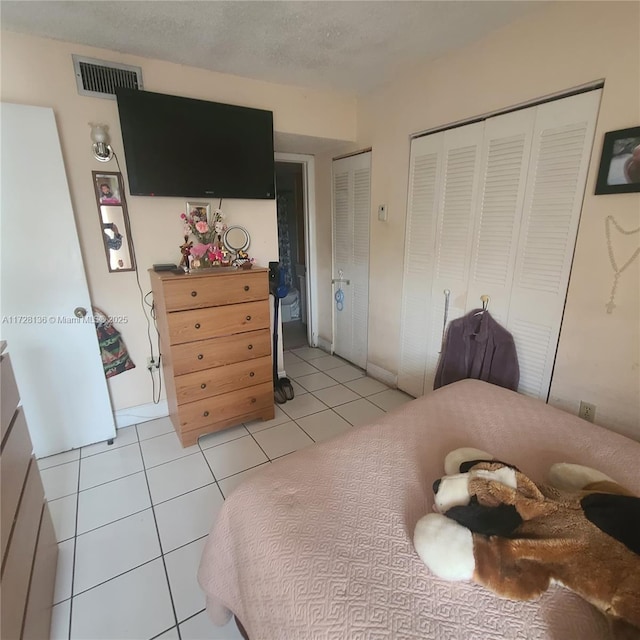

366,362,398,388
115,400,169,428
316,336,333,354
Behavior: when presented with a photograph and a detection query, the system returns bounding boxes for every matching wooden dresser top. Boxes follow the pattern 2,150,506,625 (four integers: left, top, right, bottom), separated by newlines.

149,267,268,282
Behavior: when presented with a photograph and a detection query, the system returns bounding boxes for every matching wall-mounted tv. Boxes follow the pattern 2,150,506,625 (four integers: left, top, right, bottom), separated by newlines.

115,88,275,199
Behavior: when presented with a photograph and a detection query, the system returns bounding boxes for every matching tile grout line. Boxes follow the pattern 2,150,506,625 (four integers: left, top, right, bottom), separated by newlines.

215,462,271,497
37,455,81,472
289,419,317,445
76,467,145,495
245,429,273,463
66,453,82,639
143,449,204,472
69,555,162,600
199,428,251,451
197,436,225,499
75,504,152,538
176,606,207,628
149,624,180,640
136,434,183,640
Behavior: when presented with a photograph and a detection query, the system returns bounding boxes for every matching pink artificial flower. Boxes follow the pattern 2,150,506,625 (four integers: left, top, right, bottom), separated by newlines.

195,221,209,234
207,247,224,262
180,213,186,219
190,243,212,258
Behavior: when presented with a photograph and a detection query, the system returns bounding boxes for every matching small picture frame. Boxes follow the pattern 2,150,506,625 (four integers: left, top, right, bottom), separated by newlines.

94,173,122,204
186,201,211,222
595,126,640,194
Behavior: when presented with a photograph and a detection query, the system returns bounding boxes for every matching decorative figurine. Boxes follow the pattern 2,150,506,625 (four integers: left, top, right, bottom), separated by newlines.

179,235,193,272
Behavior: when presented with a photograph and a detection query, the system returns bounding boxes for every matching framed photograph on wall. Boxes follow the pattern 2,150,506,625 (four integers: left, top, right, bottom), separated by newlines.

595,126,640,194
186,201,211,222
94,173,122,204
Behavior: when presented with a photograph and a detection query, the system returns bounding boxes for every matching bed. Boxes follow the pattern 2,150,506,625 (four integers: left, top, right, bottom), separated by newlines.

198,379,640,639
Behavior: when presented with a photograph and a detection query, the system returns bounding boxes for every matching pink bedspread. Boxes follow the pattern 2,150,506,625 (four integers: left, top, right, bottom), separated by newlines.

198,379,640,639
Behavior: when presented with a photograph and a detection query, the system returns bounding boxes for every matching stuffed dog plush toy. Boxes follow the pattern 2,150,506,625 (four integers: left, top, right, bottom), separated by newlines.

414,448,640,637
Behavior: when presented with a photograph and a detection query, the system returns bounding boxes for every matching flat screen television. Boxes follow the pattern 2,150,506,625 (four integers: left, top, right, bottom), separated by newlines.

115,88,275,199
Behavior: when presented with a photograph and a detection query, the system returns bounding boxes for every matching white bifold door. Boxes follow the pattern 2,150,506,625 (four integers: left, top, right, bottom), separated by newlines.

332,152,371,369
399,90,601,400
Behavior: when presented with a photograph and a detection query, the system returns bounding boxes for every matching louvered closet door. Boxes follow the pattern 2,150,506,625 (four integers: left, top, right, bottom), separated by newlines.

507,90,601,399
332,152,371,369
465,109,536,325
398,133,443,397
424,122,484,392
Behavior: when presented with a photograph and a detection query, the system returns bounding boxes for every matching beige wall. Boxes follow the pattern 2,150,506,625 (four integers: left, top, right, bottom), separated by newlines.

316,2,639,438
2,2,639,439
1,30,356,412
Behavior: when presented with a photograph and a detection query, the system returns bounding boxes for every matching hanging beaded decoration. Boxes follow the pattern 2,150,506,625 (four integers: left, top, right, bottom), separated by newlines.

604,215,640,314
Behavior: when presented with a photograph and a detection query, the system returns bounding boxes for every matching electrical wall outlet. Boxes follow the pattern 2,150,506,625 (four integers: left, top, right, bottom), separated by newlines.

579,401,596,423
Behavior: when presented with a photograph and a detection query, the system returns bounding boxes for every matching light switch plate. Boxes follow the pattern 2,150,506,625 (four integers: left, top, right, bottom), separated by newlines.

377,204,387,221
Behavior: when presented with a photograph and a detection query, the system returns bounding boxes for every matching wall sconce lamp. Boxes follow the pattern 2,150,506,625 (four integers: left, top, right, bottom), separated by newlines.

89,123,114,162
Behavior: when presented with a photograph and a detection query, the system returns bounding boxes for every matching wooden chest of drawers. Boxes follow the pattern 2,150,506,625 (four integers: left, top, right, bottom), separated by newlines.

1,343,58,640
150,268,275,446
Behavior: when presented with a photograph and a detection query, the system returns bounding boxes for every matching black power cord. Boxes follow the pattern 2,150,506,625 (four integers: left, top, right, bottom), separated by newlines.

113,150,162,404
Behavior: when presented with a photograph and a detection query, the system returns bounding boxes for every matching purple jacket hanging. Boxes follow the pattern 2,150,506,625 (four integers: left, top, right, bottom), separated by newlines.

434,310,519,391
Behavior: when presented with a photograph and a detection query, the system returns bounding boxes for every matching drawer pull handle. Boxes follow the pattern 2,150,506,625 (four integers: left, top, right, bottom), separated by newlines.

191,291,197,297
244,285,250,291
195,323,201,329
197,354,204,360
250,398,256,404
201,383,207,389
204,410,210,417
246,315,251,321
247,344,253,350
249,371,255,377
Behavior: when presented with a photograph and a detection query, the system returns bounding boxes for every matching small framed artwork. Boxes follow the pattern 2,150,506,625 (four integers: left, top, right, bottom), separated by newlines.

595,126,640,194
94,173,122,204
186,201,211,222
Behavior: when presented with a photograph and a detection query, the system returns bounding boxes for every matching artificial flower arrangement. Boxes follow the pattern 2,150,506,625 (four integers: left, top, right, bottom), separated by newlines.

180,204,228,270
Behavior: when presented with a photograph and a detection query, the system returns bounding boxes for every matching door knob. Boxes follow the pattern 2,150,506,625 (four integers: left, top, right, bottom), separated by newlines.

74,307,87,318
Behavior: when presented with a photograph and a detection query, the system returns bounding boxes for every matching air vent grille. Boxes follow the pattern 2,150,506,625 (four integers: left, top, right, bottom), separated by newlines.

72,55,143,100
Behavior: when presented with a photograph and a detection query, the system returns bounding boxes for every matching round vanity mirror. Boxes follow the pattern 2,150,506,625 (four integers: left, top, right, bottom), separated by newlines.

223,226,250,254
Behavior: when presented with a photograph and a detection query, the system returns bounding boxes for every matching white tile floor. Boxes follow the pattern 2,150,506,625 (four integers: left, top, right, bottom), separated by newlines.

40,348,412,640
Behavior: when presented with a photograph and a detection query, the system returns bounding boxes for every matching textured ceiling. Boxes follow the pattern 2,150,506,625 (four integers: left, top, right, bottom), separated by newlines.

1,1,541,96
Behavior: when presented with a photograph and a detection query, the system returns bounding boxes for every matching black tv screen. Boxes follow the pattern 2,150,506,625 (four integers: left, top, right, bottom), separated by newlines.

115,88,275,199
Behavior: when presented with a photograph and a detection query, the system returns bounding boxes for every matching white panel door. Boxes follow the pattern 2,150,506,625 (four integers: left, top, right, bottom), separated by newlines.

1,103,116,457
465,108,536,325
332,152,371,368
398,132,443,397
424,122,484,391
507,90,601,399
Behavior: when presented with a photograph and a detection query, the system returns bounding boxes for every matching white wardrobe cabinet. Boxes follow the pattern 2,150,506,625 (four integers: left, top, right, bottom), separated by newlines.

399,90,601,400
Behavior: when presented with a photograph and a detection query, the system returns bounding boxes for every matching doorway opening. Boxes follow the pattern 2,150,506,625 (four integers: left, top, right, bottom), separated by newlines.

275,158,312,350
